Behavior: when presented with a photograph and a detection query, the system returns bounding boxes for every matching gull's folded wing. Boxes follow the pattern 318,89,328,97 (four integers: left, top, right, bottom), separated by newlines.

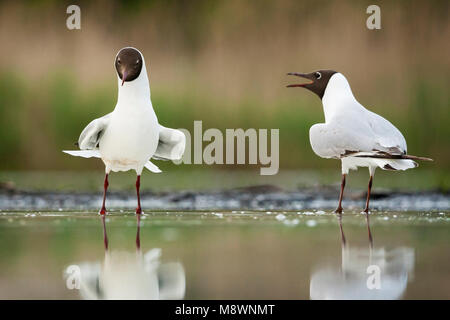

309,122,377,159
310,117,409,159
78,113,112,150
153,125,186,161
365,110,407,154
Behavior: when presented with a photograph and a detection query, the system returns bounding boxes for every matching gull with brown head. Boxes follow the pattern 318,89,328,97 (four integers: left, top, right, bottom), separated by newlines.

64,47,186,215
287,70,432,213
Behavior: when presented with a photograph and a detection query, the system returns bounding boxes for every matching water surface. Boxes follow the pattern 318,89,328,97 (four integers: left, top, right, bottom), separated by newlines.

0,209,448,299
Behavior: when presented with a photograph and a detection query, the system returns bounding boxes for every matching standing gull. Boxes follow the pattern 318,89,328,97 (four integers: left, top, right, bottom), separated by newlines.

64,47,185,215
287,70,432,213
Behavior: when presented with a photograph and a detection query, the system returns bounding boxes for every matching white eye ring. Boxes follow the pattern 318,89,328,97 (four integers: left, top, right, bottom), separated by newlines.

315,72,322,80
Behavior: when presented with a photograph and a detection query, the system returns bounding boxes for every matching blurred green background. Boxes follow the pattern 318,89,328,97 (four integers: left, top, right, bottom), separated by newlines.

0,0,448,189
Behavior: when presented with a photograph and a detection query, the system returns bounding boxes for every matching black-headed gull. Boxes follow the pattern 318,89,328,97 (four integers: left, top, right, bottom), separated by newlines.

64,47,185,215
287,70,432,213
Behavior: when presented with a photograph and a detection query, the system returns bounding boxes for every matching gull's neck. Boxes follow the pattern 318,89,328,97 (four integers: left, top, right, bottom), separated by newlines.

321,73,357,122
116,64,151,109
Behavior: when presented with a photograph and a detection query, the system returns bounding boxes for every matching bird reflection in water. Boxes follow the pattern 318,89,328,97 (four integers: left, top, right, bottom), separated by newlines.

310,213,414,300
66,214,185,300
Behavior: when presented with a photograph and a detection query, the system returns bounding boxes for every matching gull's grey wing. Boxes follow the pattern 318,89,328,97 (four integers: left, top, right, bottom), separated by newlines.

309,122,377,159
310,109,408,159
78,113,112,150
153,125,186,161
365,110,407,154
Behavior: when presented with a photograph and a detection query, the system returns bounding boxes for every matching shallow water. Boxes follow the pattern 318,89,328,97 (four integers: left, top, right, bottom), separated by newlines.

0,209,448,299
1,170,449,299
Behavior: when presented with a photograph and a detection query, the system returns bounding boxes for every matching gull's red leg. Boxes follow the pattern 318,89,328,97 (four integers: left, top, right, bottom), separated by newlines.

99,173,109,215
363,175,373,213
334,174,346,214
135,175,142,214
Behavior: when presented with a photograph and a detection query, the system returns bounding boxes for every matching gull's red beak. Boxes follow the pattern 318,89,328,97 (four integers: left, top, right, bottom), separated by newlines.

286,72,313,88
121,71,128,86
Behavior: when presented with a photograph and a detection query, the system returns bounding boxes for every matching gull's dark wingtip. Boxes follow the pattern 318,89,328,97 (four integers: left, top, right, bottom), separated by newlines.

403,155,434,161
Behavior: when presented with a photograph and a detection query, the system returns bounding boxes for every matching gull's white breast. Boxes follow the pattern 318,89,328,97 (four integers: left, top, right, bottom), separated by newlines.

99,103,159,173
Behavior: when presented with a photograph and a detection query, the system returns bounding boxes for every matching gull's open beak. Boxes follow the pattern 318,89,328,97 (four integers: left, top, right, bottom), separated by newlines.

121,70,128,86
286,72,313,88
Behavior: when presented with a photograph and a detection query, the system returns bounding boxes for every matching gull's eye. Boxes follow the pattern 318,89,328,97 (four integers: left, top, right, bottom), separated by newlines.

136,60,139,65
117,58,121,64
315,72,322,80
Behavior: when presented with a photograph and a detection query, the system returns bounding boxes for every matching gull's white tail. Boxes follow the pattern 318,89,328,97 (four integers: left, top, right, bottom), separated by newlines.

375,159,418,171
63,150,101,158
62,150,162,173
341,156,418,174
341,150,432,173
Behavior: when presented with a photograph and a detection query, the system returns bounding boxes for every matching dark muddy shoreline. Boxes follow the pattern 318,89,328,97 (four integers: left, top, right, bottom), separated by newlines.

1,186,448,211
